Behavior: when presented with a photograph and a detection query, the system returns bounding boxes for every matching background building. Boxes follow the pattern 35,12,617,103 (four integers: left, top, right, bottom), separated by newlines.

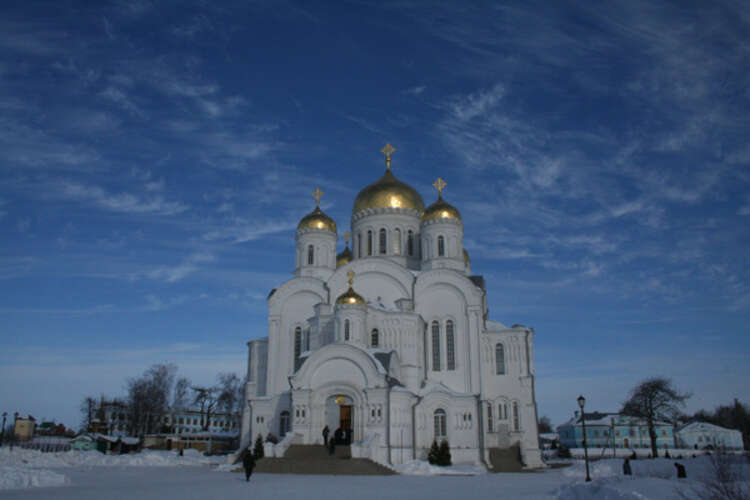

675,421,744,450
557,411,675,450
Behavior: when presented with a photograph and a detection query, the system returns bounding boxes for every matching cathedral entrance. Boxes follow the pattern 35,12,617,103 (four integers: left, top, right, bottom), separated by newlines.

326,395,354,444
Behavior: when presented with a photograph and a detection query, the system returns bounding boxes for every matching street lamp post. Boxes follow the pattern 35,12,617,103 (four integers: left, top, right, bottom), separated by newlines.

0,412,6,447
578,395,591,482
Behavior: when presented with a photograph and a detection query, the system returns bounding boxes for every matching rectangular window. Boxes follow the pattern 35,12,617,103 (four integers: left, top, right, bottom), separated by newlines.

446,321,455,370
512,402,520,431
431,322,441,371
487,404,494,432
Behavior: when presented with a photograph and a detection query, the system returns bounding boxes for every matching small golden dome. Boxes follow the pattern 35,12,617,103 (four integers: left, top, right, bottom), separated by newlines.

422,196,462,222
336,246,353,267
353,169,425,214
336,286,365,305
298,206,337,233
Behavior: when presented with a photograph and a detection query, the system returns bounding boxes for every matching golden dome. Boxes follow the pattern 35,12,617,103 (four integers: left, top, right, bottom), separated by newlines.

353,169,425,214
422,196,462,222
336,246,353,267
298,206,337,232
463,248,470,264
335,287,365,305
336,269,365,305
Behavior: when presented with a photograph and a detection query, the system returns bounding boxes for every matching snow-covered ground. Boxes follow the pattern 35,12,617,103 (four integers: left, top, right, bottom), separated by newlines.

1,446,747,499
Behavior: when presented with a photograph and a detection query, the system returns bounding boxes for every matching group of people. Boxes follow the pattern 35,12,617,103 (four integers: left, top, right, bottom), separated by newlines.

322,425,352,456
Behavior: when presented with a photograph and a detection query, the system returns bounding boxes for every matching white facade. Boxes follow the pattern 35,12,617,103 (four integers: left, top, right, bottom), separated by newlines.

675,421,744,450
241,154,544,469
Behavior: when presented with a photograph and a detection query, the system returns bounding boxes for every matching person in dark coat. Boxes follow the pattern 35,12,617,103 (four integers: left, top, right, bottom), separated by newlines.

322,425,330,447
674,462,687,479
328,434,336,456
623,457,632,475
242,448,256,482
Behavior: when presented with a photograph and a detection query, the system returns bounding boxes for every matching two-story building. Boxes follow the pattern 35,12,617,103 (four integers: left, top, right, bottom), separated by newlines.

557,411,675,450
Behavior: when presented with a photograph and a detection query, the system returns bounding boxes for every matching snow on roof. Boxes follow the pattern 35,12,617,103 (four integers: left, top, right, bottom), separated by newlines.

676,421,741,434
485,320,508,332
558,412,672,428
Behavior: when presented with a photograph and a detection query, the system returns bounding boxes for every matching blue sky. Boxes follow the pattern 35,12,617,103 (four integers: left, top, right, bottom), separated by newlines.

1,1,749,430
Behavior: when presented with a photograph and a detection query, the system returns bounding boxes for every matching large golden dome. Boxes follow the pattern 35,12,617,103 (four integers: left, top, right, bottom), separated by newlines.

422,196,461,222
297,206,337,232
353,169,425,214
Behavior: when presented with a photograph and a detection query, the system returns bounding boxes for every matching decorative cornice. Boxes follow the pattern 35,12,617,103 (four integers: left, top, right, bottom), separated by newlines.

420,216,463,228
351,206,422,223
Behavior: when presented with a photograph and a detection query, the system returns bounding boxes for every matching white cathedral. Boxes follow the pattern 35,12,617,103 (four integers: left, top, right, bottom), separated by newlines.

240,145,543,469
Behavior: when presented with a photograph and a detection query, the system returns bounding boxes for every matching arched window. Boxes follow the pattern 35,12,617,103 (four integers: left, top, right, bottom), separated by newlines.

437,235,445,257
344,319,350,341
371,328,379,347
512,401,520,431
307,244,314,265
495,343,506,375
379,228,387,254
357,233,361,258
393,228,401,254
280,411,290,437
446,320,455,370
294,327,302,360
434,409,447,440
367,230,373,256
407,230,414,256
487,404,494,432
431,321,441,371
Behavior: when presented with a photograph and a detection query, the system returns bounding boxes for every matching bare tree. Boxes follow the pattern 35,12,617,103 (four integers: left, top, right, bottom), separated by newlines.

191,386,218,431
216,373,245,431
678,451,749,500
126,363,177,436
538,415,553,434
621,377,690,458
173,377,191,410
80,396,97,432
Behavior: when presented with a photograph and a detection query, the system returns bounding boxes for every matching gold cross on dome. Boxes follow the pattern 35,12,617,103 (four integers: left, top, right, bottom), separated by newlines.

433,177,447,197
342,231,351,247
312,187,324,207
346,269,355,287
381,143,395,170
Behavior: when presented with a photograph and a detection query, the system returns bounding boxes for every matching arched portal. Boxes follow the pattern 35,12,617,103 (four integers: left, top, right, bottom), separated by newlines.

325,394,355,444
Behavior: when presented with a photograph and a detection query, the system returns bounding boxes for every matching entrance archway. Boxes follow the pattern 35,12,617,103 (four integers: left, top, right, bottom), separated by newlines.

326,395,354,444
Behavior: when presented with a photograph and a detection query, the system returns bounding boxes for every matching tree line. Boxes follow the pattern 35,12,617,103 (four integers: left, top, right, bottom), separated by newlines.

80,363,245,436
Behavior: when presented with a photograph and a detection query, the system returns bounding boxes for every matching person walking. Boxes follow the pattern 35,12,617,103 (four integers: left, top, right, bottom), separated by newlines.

322,425,330,447
242,447,256,482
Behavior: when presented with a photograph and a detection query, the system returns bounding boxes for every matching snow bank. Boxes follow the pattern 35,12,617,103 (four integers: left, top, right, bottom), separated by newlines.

0,446,223,469
395,460,486,476
556,455,750,500
555,477,691,500
0,466,68,491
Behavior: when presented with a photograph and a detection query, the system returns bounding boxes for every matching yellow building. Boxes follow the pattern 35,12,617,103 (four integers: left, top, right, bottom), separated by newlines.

14,415,36,442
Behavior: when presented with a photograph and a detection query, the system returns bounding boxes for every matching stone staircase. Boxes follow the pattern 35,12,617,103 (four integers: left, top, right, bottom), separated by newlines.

488,444,523,472
245,445,395,475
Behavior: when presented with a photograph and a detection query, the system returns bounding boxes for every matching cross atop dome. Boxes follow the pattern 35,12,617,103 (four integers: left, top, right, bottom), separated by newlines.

381,143,395,170
347,269,355,287
432,177,447,197
312,187,324,207
342,231,351,247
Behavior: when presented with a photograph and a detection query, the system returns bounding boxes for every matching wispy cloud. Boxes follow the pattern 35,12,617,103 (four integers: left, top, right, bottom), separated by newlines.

57,181,188,215
147,253,215,284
